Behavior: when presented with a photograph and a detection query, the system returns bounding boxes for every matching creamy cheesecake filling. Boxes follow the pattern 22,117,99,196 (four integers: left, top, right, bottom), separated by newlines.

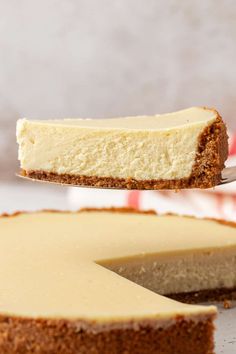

101,249,236,296
17,107,217,180
1,210,236,323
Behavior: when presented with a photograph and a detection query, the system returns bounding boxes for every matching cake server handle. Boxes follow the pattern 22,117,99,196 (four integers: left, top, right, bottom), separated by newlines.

220,166,236,185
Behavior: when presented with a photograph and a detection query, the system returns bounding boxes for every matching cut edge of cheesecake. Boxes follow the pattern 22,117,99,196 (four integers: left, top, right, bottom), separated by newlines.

0,207,223,354
18,107,228,190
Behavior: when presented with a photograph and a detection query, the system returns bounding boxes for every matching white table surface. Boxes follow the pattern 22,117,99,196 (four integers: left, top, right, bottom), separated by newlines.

0,182,235,354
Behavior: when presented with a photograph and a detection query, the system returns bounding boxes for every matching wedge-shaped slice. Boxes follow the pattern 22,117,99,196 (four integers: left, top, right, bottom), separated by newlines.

17,107,228,189
1,208,236,353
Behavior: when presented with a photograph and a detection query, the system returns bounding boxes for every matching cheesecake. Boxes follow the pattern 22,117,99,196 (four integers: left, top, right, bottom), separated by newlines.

1,209,236,353
16,107,228,190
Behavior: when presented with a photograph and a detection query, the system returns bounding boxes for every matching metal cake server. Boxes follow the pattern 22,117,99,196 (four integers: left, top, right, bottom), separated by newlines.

17,166,236,189
220,166,236,185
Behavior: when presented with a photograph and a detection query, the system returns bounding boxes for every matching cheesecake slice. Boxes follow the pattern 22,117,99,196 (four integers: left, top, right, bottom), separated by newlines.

17,107,228,190
1,209,236,353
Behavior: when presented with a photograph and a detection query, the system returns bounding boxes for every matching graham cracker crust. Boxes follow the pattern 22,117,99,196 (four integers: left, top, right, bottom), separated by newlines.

168,287,236,304
0,315,215,354
21,111,228,189
4,206,236,226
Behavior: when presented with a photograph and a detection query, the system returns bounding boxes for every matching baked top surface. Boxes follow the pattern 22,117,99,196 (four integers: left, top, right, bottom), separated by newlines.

18,107,216,130
1,210,235,321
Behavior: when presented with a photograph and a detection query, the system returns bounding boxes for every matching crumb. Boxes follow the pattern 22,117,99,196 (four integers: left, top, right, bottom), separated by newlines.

223,299,232,309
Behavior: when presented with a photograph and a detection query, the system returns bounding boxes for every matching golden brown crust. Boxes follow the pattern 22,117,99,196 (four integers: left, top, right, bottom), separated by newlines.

21,109,228,190
0,207,156,218
167,287,236,304
188,111,228,188
223,300,233,309
0,315,215,354
2,207,236,230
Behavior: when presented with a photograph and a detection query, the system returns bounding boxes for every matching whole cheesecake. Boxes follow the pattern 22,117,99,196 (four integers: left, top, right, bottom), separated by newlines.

17,107,228,190
1,209,236,353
